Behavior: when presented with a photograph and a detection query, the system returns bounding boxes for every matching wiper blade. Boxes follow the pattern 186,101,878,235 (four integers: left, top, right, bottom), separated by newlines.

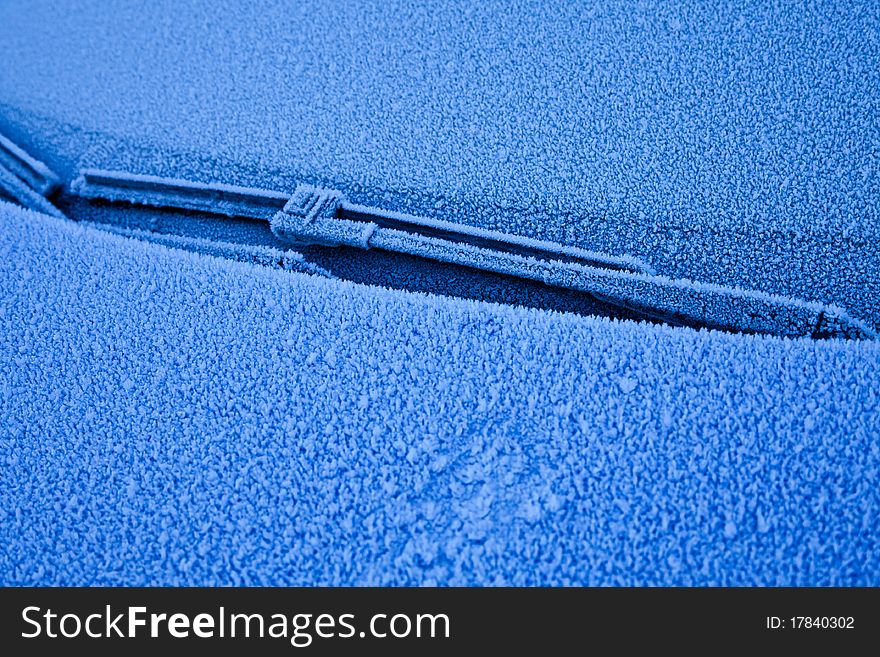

72,169,652,274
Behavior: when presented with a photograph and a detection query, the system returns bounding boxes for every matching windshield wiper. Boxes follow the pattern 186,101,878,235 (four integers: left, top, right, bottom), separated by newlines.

69,169,875,340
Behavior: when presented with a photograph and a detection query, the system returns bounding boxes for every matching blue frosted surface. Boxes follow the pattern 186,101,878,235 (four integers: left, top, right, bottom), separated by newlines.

1,0,878,585
1,204,878,585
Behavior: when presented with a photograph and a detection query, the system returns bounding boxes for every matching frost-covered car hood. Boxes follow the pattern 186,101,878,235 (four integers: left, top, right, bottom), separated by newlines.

2,203,879,585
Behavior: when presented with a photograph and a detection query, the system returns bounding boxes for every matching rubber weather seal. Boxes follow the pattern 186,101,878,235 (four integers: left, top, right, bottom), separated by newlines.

89,222,333,277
